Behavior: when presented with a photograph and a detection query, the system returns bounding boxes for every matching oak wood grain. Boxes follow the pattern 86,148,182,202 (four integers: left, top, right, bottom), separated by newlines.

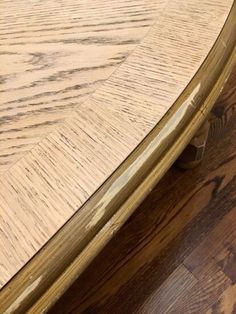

0,0,162,173
138,264,197,314
206,284,236,313
0,0,234,292
169,263,231,314
0,0,164,288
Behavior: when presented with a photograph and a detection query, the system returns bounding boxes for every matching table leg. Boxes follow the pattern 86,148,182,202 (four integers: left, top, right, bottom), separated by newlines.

176,120,210,169
177,63,236,169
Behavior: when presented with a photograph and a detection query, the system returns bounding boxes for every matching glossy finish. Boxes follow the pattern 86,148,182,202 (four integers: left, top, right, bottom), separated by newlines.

0,1,235,313
0,0,233,288
51,97,236,313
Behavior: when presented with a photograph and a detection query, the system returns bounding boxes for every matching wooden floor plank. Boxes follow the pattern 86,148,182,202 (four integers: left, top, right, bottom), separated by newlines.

138,264,197,314
206,284,236,314
184,208,236,279
166,261,231,314
215,237,236,284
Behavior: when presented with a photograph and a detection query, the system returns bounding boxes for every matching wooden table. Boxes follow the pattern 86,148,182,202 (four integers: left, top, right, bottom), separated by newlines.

0,0,235,312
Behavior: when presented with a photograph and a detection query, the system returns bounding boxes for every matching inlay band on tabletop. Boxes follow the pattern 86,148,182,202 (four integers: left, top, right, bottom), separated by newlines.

0,0,164,173
0,0,234,296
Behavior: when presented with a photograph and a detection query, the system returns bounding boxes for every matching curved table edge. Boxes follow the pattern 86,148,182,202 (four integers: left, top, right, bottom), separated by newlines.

1,1,236,313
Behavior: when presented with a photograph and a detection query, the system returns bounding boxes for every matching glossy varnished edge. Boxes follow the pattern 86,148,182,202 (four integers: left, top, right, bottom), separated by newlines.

1,2,236,313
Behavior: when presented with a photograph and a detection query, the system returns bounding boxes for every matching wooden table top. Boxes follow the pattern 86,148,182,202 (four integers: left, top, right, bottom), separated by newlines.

0,0,235,312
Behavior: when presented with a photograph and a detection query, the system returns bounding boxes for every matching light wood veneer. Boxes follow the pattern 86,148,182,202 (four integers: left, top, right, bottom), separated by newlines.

0,0,166,287
0,0,235,312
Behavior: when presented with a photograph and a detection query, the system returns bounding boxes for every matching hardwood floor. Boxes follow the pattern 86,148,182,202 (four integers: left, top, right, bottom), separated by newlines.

50,72,236,313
